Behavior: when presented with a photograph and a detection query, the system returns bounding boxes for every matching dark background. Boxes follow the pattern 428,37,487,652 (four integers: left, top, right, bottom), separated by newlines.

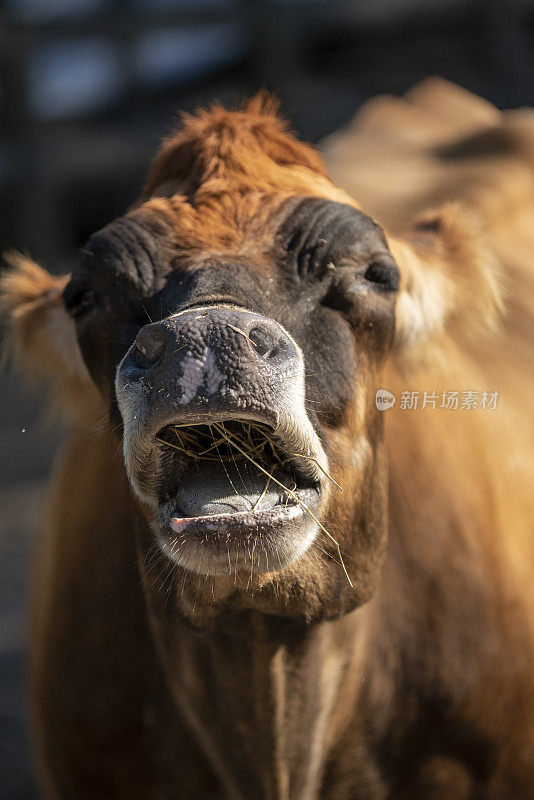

0,0,532,796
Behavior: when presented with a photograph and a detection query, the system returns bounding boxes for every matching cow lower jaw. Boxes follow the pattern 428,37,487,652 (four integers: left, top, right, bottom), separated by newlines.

153,419,324,576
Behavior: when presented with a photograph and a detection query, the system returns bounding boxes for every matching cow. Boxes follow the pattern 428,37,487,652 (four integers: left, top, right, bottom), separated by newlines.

2,79,534,799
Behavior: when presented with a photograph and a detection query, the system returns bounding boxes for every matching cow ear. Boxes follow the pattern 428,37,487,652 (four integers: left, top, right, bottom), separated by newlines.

1,253,101,420
389,204,503,365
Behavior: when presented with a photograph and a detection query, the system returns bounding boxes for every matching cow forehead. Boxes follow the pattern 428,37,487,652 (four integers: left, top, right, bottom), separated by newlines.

73,196,387,290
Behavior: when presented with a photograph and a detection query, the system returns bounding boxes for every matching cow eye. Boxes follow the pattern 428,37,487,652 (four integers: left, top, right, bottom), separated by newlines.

364,257,400,292
64,287,98,319
297,239,332,281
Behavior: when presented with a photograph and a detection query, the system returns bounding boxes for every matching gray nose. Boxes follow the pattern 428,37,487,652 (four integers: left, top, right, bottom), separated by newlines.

119,306,300,424
132,307,293,370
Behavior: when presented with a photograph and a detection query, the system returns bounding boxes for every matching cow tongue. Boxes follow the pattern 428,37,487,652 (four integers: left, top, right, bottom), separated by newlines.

175,460,282,517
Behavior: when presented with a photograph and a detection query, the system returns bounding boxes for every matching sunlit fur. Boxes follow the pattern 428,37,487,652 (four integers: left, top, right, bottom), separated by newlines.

2,81,534,798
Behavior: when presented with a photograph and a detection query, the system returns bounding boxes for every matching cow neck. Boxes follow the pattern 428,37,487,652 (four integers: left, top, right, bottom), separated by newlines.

154,608,371,800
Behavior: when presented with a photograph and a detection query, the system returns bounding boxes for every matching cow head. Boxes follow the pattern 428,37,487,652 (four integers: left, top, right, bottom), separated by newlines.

1,96,501,626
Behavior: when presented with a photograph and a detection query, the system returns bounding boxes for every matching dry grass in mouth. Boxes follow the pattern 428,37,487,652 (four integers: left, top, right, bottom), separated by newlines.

156,421,353,587
156,421,342,488
157,420,285,466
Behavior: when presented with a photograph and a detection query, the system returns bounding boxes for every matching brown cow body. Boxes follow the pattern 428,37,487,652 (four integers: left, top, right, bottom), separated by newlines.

3,80,534,799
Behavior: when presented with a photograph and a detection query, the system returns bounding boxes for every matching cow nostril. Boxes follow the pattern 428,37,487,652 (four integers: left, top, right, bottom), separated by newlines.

133,328,167,367
248,325,283,360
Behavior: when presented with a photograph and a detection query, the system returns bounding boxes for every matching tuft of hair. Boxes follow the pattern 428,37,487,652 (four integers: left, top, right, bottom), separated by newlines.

143,92,328,199
1,252,100,421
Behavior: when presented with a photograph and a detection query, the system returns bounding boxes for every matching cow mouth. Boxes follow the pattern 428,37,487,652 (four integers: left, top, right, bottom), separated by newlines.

153,419,323,575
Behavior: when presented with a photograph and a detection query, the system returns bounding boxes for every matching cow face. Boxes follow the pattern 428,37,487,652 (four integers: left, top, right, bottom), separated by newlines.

2,99,501,626
63,194,398,614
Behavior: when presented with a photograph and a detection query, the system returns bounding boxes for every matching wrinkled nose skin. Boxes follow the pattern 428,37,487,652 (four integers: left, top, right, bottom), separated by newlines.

116,306,303,432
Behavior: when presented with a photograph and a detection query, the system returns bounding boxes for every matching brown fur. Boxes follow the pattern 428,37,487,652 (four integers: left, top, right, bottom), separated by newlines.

2,81,534,798
0,253,100,419
143,94,328,198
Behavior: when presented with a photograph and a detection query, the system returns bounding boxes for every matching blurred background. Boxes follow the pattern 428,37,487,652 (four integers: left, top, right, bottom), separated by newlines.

0,0,533,796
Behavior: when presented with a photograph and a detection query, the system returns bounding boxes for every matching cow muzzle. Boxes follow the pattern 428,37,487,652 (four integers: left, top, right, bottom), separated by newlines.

115,306,330,576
